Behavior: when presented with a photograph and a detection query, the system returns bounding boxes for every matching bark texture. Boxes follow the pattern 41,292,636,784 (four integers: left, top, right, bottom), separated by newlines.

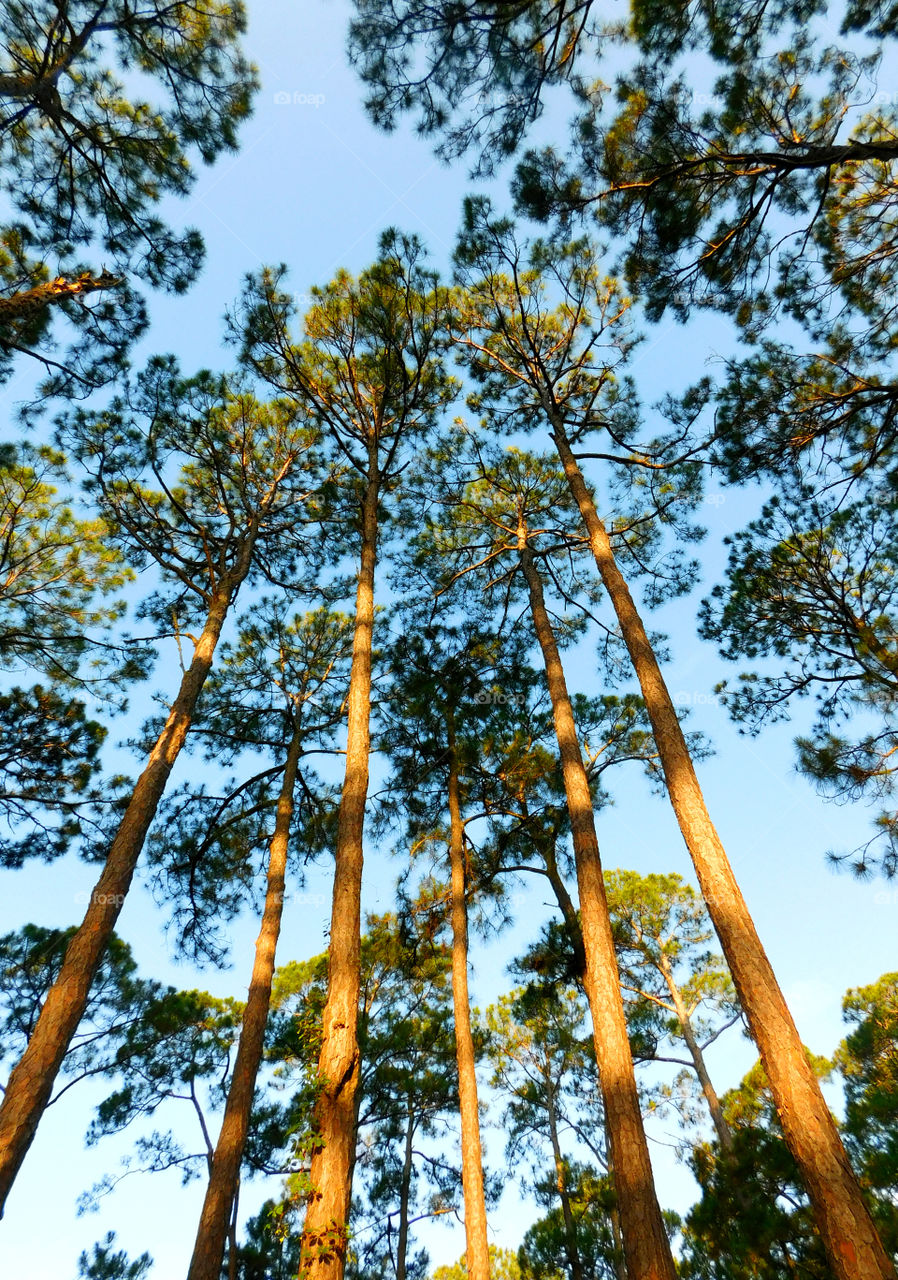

0,579,236,1215
550,418,896,1280
0,272,120,323
447,723,491,1280
520,539,677,1280
187,718,305,1280
299,471,378,1280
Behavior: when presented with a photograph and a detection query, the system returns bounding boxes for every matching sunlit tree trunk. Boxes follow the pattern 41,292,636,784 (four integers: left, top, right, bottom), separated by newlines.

300,465,379,1279
187,716,305,1280
519,537,677,1280
446,716,491,1280
0,566,245,1216
548,415,896,1280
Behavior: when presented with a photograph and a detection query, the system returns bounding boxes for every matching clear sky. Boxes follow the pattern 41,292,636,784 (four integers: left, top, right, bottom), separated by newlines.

0,2,895,1276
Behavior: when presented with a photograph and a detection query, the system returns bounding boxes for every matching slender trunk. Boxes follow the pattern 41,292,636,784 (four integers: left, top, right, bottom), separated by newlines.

657,953,733,1152
446,717,491,1280
300,467,379,1280
228,1183,240,1280
395,1104,415,1280
519,539,677,1280
544,1076,585,1280
604,1108,628,1280
187,717,305,1280
542,839,588,981
549,417,896,1280
542,861,627,1280
0,575,238,1215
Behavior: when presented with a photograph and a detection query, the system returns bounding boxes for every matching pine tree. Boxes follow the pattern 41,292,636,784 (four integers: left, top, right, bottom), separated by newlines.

422,438,678,1280
0,0,257,393
0,365,323,1212
234,230,457,1280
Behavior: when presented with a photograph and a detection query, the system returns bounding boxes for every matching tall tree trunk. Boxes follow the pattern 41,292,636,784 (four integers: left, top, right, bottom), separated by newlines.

446,717,491,1280
519,539,677,1280
541,859,627,1280
0,574,240,1216
656,952,732,1152
300,467,379,1280
544,1075,585,1280
395,1103,415,1280
187,716,305,1280
548,416,896,1280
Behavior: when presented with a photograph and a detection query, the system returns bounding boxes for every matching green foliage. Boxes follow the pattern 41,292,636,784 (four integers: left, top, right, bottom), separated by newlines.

266,909,463,1279
517,1167,621,1279
834,973,898,1252
0,0,257,393
61,362,325,631
0,684,114,865
77,985,242,1210
233,228,458,518
702,485,898,875
147,600,352,963
430,1244,523,1280
605,869,742,1128
347,1,605,172
680,1059,837,1278
76,1231,152,1280
0,441,137,688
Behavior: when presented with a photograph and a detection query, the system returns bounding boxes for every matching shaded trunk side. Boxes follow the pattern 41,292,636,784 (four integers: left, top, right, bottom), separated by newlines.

550,418,895,1280
300,469,379,1280
0,578,236,1215
519,541,676,1280
544,1073,585,1280
187,717,305,1280
446,721,491,1280
395,1102,415,1280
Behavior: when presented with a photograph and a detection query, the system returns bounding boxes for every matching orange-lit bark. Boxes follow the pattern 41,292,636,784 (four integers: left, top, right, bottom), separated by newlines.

520,538,677,1280
187,717,305,1280
550,417,896,1280
299,468,378,1280
447,721,491,1280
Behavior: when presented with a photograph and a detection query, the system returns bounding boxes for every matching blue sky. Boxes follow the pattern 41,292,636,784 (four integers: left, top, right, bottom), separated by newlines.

1,1,896,1275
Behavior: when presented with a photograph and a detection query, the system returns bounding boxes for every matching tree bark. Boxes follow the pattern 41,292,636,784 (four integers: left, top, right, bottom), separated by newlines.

446,716,492,1280
519,538,677,1280
0,272,121,323
0,574,239,1215
549,416,897,1280
187,716,305,1280
299,467,379,1280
